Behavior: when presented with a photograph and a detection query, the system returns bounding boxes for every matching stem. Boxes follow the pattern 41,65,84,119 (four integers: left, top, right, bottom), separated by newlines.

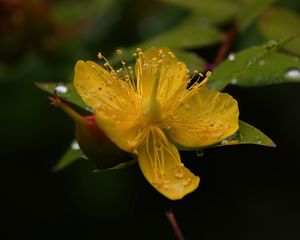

211,24,238,69
165,209,185,240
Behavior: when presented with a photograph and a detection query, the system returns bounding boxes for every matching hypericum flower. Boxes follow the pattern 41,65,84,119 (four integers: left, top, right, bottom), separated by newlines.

74,47,239,200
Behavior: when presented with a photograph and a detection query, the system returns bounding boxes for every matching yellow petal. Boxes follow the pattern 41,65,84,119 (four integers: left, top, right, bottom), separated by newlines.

135,47,189,107
94,110,146,152
74,60,143,152
137,126,200,200
165,86,239,148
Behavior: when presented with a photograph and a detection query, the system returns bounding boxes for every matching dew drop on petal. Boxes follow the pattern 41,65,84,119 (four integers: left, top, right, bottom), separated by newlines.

70,140,80,150
284,68,300,81
55,85,68,94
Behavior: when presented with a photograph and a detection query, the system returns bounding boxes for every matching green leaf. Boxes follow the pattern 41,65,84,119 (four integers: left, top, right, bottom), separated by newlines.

35,82,89,111
175,120,275,151
52,0,120,23
109,15,223,68
158,0,239,24
53,140,85,171
215,120,276,147
172,49,206,72
258,7,300,56
236,0,277,31
93,159,137,173
208,37,300,90
140,15,224,49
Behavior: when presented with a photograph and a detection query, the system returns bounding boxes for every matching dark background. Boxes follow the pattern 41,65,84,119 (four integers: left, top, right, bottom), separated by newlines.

1,0,300,239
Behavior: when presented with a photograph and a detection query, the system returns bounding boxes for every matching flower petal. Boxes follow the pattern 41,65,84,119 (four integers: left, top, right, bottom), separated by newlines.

135,47,189,107
165,86,239,148
74,60,143,152
137,126,200,200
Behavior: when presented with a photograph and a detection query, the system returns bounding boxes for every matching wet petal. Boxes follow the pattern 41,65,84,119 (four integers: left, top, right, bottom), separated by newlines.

74,60,142,152
165,86,239,148
137,127,200,200
74,60,137,112
94,110,146,152
135,48,189,107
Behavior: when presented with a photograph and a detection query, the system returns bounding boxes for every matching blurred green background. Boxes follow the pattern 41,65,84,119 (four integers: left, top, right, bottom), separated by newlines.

1,0,300,239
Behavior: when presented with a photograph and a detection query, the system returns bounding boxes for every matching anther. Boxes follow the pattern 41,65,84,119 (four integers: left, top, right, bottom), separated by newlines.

97,52,103,59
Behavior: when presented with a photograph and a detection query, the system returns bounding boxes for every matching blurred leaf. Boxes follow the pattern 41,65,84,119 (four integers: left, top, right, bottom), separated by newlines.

236,0,276,31
172,49,206,71
158,0,239,24
35,82,89,111
215,120,276,147
258,7,300,56
109,15,223,67
93,159,137,173
140,15,224,49
208,35,300,90
53,140,84,171
175,120,275,150
52,0,120,23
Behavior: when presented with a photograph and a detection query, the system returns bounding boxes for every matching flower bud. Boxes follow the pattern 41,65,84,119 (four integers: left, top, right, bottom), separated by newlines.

50,97,128,169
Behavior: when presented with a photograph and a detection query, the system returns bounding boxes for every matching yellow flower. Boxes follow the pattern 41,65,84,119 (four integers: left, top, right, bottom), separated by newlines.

74,47,239,200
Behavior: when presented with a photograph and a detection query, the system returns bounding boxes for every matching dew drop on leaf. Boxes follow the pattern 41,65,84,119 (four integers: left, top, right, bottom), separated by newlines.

230,78,237,85
284,68,300,81
70,140,80,150
55,85,68,94
228,53,236,61
265,40,278,50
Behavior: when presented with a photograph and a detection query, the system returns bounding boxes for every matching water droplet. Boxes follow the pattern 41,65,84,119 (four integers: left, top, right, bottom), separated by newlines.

255,136,262,144
246,57,257,68
85,106,93,112
195,150,204,157
258,60,265,66
221,139,228,145
284,68,300,81
55,85,68,94
265,40,278,49
70,140,80,150
228,53,235,61
230,78,237,85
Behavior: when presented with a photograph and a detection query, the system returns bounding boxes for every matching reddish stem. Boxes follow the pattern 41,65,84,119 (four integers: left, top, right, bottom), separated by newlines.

209,25,238,70
165,209,185,240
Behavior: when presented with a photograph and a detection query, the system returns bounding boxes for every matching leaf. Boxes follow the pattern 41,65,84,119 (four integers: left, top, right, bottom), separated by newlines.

236,0,277,31
93,159,137,173
52,0,120,24
258,7,300,56
35,82,90,111
172,49,206,72
140,15,224,49
109,15,223,68
215,120,276,147
208,37,300,90
158,0,239,24
175,120,275,151
53,140,85,171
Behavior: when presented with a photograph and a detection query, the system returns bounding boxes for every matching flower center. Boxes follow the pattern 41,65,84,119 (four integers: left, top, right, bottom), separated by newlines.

142,97,161,124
